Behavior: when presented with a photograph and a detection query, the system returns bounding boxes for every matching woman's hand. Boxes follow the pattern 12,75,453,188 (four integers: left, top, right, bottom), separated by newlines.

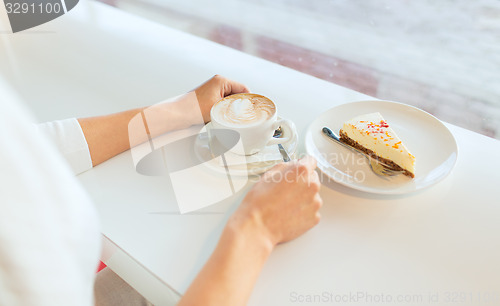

193,75,250,124
179,156,322,306
229,156,323,248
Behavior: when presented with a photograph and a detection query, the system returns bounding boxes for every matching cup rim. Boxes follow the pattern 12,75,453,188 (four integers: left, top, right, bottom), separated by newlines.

210,93,277,129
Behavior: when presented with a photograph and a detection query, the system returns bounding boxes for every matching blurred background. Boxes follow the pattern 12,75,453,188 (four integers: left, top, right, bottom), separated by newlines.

98,0,500,139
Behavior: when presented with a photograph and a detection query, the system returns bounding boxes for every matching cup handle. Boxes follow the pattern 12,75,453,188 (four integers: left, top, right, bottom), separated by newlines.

267,119,296,146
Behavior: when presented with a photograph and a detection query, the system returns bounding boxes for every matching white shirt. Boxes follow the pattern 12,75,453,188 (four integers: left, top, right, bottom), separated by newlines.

0,77,100,305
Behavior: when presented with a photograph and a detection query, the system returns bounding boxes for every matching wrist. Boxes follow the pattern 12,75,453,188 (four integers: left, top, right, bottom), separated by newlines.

144,97,197,137
182,90,206,126
226,209,275,258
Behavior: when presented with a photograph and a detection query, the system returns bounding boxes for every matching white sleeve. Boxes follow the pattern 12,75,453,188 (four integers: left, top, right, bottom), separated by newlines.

36,118,93,175
1,77,101,306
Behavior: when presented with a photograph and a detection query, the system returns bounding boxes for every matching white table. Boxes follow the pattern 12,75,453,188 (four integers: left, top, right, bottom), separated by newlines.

3,2,500,305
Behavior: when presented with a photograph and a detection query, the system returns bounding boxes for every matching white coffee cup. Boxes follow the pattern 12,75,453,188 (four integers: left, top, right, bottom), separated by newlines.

209,93,296,156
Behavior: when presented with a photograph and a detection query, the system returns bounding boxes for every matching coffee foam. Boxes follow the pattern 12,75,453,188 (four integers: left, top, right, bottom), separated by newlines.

212,94,276,126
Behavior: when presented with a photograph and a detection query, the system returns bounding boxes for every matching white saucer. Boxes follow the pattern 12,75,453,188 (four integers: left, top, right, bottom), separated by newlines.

194,119,298,176
305,100,458,194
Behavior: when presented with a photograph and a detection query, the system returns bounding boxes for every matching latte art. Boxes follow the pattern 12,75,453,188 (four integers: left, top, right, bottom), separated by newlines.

212,94,276,126
209,93,295,156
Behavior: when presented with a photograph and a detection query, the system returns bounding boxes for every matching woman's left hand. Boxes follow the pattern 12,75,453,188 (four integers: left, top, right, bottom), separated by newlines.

193,75,250,123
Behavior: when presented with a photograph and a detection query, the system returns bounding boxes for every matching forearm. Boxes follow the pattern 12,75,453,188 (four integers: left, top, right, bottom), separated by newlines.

78,108,142,167
77,75,249,167
178,215,274,306
78,97,198,167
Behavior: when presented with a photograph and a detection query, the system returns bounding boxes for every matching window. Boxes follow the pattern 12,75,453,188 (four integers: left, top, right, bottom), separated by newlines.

102,0,500,139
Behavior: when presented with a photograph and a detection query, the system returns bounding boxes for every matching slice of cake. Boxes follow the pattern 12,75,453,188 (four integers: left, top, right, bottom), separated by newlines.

339,112,415,178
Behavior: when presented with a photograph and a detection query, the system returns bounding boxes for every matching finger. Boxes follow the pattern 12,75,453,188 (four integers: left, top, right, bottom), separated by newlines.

310,194,322,225
295,155,317,175
314,211,321,225
224,79,250,96
299,155,317,169
313,193,323,209
310,169,320,186
262,162,288,178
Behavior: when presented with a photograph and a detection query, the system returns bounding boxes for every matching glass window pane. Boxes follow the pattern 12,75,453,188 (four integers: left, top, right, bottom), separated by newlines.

101,0,500,140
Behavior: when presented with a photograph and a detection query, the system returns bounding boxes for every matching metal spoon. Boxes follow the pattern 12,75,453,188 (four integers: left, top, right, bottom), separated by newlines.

273,127,291,162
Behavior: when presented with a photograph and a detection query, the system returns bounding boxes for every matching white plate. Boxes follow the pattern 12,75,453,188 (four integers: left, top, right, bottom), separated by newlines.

305,100,458,194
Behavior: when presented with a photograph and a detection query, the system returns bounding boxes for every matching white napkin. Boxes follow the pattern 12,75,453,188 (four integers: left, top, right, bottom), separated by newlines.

218,144,283,166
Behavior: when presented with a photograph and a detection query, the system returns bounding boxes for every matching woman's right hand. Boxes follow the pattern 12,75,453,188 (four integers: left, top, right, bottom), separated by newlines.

179,156,322,306
229,156,323,248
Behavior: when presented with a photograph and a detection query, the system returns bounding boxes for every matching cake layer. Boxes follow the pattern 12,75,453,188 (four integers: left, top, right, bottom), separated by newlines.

339,130,414,178
340,112,415,178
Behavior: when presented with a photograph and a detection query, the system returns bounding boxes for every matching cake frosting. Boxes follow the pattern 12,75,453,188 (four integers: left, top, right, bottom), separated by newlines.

340,112,415,177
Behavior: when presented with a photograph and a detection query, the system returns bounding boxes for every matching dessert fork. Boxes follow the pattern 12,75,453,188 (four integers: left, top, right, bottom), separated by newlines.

322,127,403,177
